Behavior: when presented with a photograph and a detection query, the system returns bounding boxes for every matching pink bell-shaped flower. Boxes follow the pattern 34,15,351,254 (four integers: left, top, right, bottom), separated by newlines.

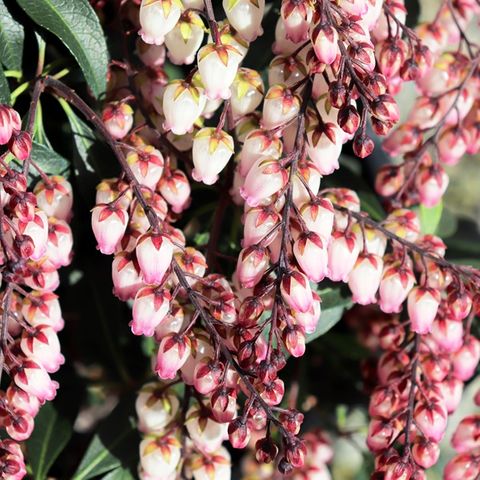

155,333,191,380
91,204,128,255
139,0,183,45
240,158,288,207
192,128,234,185
131,287,171,337
348,253,383,305
407,286,441,334
136,231,174,285
197,43,242,100
162,81,206,135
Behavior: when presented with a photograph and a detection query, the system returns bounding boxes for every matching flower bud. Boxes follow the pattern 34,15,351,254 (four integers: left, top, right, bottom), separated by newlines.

131,287,171,337
13,360,59,403
126,145,164,190
102,102,133,140
211,387,237,423
192,128,234,185
228,417,251,449
415,164,449,207
444,452,480,480
139,432,181,478
408,286,441,334
136,232,174,285
162,81,206,135
379,263,415,313
451,415,480,454
311,22,339,65
8,131,32,161
327,230,360,282
262,85,300,130
139,0,182,45
193,359,223,395
255,437,278,463
20,325,64,373
0,105,19,145
15,210,49,260
353,133,375,158
280,0,313,42
414,400,448,442
223,0,265,42
164,11,204,64
430,318,464,353
135,382,180,433
281,270,313,313
348,253,383,305
4,408,34,442
452,336,480,381
91,204,128,255
371,94,400,124
236,245,270,288
293,231,328,282
155,333,191,380
337,105,360,135
240,158,288,207
197,43,242,100
412,439,440,469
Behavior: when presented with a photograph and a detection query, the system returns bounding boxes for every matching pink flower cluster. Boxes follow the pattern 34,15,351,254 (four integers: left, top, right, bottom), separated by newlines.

378,0,480,207
85,0,480,477
0,104,73,477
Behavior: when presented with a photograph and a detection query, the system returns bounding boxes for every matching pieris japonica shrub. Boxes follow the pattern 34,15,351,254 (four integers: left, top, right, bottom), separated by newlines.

0,0,479,478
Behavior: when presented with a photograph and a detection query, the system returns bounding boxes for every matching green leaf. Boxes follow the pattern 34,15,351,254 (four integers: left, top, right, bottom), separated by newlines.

26,402,73,480
72,397,139,480
436,206,458,238
0,0,24,70
23,142,71,183
306,286,352,344
0,67,10,104
16,0,108,97
419,201,443,235
102,467,136,480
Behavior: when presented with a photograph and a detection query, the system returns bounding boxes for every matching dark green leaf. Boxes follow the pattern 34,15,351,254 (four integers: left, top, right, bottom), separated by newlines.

306,286,352,343
72,397,139,480
0,67,10,104
419,201,443,235
0,0,24,70
59,98,104,201
26,402,73,480
19,142,71,184
16,0,108,97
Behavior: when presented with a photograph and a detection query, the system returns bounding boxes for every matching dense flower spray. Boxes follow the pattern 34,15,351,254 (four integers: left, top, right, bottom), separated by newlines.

90,0,480,477
0,103,73,473
3,0,479,476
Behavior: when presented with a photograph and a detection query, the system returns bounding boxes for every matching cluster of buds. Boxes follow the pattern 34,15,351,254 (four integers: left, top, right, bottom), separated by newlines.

444,397,480,479
0,440,26,480
0,104,73,476
347,239,480,479
136,381,232,479
238,428,334,479
87,0,480,477
378,0,480,207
